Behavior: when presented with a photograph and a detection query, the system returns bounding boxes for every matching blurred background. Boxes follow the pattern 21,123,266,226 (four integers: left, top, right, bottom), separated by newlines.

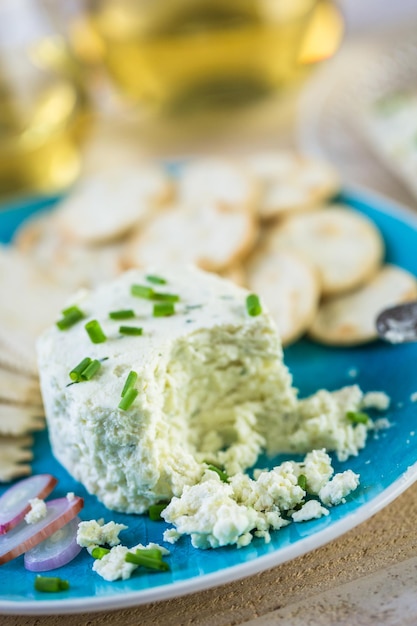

0,0,416,202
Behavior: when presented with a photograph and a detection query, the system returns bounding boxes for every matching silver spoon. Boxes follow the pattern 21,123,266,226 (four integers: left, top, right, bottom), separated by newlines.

376,301,417,343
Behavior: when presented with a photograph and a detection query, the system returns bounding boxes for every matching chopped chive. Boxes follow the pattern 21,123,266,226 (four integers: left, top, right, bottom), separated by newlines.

85,320,107,344
125,549,170,571
206,463,229,483
146,274,167,285
148,503,168,521
297,474,307,490
109,309,135,320
346,411,369,425
34,575,70,592
81,359,101,380
118,387,138,411
91,546,110,559
121,370,138,397
152,292,179,303
246,294,262,317
131,284,155,299
153,302,175,317
56,306,85,330
119,325,143,336
69,357,92,382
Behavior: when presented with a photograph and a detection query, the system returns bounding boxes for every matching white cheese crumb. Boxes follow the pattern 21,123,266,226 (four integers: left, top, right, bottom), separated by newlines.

92,542,169,581
163,529,181,544
302,449,334,493
24,498,47,524
319,470,360,506
372,417,391,431
77,519,128,551
410,392,417,403
66,492,75,501
361,391,390,411
291,500,329,522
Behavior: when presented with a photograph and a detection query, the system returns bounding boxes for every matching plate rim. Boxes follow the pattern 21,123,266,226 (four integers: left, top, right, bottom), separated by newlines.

1,186,417,615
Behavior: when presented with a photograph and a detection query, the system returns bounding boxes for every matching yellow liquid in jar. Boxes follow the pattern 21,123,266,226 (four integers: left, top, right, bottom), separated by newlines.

90,0,341,117
0,77,89,199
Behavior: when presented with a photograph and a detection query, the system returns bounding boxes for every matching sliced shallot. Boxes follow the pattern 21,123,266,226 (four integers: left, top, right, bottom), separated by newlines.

0,496,83,565
0,474,58,535
24,516,82,572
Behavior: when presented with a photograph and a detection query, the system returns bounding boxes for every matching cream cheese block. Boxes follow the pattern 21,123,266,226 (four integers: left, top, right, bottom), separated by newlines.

37,266,387,515
37,266,297,513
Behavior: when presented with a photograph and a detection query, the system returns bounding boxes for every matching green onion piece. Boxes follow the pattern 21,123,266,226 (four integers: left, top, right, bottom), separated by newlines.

246,294,262,317
91,546,110,559
146,274,167,285
121,370,138,397
152,292,179,303
125,549,170,571
81,359,101,381
109,309,135,320
69,357,92,382
34,575,70,592
85,320,107,344
56,306,85,330
148,503,168,521
297,474,307,490
118,387,138,411
131,284,155,299
119,325,143,336
153,302,175,317
206,463,229,483
346,411,369,425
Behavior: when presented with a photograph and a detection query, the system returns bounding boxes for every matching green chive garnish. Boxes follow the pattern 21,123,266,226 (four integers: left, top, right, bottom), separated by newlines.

346,411,369,425
246,294,262,317
91,546,110,559
125,549,170,571
34,575,70,592
153,302,175,317
206,463,229,483
56,306,85,330
85,320,107,344
148,503,168,521
109,309,135,320
119,325,143,336
118,387,138,411
297,474,307,490
152,292,179,303
146,274,167,285
121,370,138,397
131,284,155,299
69,357,92,382
81,359,101,380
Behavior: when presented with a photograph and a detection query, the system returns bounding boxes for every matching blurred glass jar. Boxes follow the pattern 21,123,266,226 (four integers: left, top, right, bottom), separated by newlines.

0,0,90,200
84,0,342,118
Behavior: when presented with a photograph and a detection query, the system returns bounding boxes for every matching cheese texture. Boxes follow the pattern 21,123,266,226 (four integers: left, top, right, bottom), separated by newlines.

37,266,385,515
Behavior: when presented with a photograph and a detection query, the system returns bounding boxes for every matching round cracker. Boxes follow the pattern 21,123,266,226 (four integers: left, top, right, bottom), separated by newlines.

178,157,259,212
309,264,417,346
246,248,320,345
267,205,384,296
124,201,258,273
245,151,340,219
55,164,174,245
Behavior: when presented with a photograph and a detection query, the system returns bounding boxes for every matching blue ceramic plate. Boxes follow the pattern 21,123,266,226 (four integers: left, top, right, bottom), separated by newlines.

1,187,417,615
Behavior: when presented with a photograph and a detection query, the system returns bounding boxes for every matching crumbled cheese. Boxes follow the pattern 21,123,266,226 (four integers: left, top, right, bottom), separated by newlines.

24,498,47,524
372,417,391,431
361,391,390,411
291,500,329,522
319,470,360,506
162,454,359,548
66,492,75,501
77,519,127,552
92,542,169,582
411,392,417,403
